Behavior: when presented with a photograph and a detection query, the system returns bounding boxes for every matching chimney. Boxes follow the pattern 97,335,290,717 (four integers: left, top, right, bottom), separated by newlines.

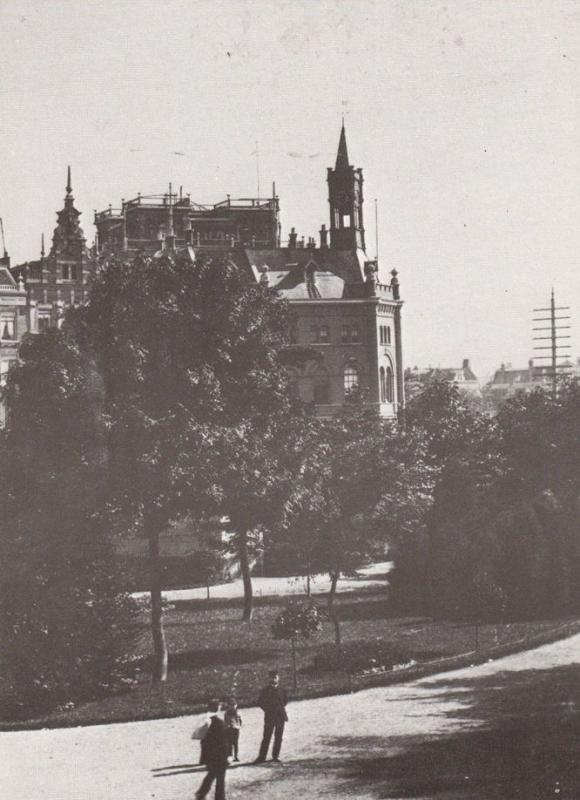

288,227,297,249
319,224,328,248
462,358,470,370
298,236,305,249
307,236,316,249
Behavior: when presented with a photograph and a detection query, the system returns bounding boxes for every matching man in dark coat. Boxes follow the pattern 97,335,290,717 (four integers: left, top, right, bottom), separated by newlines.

196,702,228,800
254,670,288,763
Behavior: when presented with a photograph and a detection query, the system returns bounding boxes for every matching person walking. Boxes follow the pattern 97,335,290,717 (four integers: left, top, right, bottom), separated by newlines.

196,701,228,800
254,670,288,764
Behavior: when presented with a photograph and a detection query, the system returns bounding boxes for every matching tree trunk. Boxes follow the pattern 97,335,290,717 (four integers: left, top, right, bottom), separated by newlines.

239,530,254,622
306,574,311,597
327,570,341,647
291,637,297,690
148,523,168,683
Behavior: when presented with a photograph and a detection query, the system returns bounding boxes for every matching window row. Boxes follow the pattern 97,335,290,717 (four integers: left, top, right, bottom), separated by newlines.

379,324,392,345
310,323,361,344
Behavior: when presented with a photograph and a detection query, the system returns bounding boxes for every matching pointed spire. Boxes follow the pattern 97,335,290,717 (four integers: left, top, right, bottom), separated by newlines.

0,217,7,258
335,122,350,170
66,165,72,195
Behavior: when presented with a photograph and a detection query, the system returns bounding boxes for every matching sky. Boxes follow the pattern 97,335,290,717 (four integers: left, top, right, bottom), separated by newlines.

1,0,579,379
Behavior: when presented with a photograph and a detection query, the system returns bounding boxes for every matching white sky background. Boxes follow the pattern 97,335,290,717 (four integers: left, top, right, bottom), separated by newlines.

1,0,579,378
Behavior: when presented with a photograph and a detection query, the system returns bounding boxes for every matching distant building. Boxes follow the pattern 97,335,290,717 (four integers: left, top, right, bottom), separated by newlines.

13,169,96,329
405,358,481,401
0,254,35,425
484,359,580,411
95,191,280,254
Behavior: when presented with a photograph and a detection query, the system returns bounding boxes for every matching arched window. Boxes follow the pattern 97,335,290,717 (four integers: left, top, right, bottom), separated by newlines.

380,367,386,403
386,326,392,345
386,366,394,403
319,324,329,343
343,364,359,395
350,325,360,343
286,368,300,399
313,367,330,405
379,326,384,344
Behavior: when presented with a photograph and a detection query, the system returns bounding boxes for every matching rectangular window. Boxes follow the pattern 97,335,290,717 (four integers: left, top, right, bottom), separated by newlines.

38,316,51,333
62,264,70,280
310,324,319,343
0,314,15,340
319,324,329,343
342,214,351,228
341,325,350,343
350,325,360,343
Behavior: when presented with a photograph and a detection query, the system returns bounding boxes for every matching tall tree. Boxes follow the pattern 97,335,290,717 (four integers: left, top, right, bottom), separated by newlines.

278,405,406,645
77,249,296,674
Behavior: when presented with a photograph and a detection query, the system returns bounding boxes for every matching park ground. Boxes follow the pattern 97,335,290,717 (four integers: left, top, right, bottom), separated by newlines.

3,563,579,730
3,629,580,799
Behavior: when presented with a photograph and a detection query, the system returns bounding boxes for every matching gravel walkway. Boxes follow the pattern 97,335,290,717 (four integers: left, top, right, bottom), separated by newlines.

3,629,580,799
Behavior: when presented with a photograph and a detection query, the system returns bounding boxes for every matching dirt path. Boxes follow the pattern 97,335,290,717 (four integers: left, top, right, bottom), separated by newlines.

3,631,580,800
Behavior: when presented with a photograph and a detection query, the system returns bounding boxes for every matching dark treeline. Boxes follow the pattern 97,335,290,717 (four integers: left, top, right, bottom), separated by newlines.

391,379,580,620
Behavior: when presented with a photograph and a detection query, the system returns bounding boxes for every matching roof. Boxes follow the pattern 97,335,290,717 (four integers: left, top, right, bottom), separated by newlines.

243,247,365,300
409,366,479,384
0,266,16,290
489,366,554,386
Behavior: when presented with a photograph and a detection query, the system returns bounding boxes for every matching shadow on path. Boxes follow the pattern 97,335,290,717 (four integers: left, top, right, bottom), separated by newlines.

152,762,250,778
247,663,580,798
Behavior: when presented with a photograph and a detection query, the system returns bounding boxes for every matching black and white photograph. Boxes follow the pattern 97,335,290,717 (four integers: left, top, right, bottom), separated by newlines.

1,1,580,798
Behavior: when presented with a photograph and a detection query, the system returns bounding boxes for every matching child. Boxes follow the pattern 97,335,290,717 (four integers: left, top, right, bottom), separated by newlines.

224,697,243,762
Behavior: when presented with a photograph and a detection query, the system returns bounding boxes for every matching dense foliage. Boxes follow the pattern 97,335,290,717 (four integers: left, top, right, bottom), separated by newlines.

0,330,138,717
392,379,580,620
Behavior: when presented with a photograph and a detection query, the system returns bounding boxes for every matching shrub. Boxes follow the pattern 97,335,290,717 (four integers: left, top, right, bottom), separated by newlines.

312,640,412,675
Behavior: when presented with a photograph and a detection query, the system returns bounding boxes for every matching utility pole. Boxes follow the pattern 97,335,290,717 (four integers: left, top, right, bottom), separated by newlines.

532,290,572,396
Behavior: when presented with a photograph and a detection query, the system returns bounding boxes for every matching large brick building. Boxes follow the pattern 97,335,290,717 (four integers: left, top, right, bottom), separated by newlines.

93,125,405,418
12,126,405,419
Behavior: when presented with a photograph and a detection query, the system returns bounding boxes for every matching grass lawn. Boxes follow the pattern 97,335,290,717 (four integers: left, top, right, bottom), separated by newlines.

3,586,579,731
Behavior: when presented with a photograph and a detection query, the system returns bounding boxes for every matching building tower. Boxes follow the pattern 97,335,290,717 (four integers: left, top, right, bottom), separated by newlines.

51,166,87,284
13,166,95,322
327,123,366,251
